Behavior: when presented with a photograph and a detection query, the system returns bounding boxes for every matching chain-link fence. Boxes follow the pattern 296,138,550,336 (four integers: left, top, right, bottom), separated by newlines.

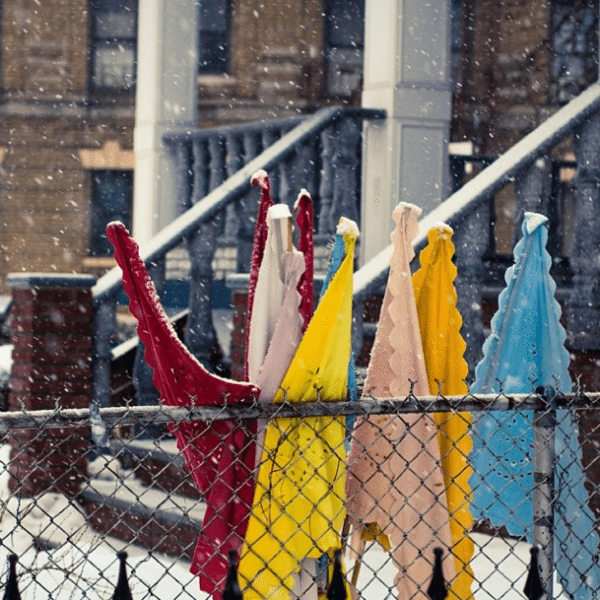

0,390,598,600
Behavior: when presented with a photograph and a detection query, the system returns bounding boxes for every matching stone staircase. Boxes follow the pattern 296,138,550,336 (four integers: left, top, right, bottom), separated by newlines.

80,438,204,561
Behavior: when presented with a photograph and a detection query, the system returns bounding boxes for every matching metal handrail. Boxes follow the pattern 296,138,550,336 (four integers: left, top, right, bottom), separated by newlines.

92,106,385,303
162,114,306,144
353,82,600,300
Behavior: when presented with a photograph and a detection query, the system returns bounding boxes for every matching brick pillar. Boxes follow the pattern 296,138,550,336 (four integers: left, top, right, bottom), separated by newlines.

7,273,95,497
227,274,249,382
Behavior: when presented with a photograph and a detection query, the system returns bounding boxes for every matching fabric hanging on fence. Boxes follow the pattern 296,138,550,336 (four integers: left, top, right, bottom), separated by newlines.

238,219,359,600
318,218,359,430
247,201,307,465
294,189,314,333
245,170,275,381
246,201,305,396
469,212,600,599
346,203,455,600
106,222,261,600
412,223,474,600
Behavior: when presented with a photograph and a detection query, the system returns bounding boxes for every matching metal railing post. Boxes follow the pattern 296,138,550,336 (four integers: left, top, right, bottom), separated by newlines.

533,386,556,600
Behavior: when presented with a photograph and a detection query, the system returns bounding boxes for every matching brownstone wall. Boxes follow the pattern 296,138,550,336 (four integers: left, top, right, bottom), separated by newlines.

0,0,577,293
454,0,554,153
2,0,89,95
0,115,133,292
0,0,134,292
7,273,95,497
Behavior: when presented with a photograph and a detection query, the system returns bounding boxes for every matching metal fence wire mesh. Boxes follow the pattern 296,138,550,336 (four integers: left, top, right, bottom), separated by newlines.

0,391,598,600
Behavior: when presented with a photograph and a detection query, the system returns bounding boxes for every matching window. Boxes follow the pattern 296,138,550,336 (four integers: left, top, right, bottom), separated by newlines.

450,0,475,100
91,171,133,256
198,0,230,74
324,0,365,98
550,0,598,104
89,0,137,92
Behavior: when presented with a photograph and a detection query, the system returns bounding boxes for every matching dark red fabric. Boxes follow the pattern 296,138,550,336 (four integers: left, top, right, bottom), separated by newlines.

294,191,314,332
244,172,275,381
107,223,260,599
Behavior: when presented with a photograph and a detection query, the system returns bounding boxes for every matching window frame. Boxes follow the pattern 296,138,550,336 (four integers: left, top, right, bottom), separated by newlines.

198,0,231,76
323,0,365,100
90,169,134,257
88,0,138,95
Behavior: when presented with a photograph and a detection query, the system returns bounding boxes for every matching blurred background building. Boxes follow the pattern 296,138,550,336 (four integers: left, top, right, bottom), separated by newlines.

0,0,595,290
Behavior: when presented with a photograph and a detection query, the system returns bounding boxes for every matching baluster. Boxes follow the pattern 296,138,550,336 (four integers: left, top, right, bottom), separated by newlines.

224,134,243,238
567,112,600,350
133,259,165,430
262,128,281,200
301,137,319,201
453,200,490,375
281,140,312,212
169,140,193,215
236,132,262,272
318,125,335,234
330,118,361,228
185,135,227,370
546,161,564,263
352,296,365,367
193,138,210,200
92,295,116,408
514,158,551,244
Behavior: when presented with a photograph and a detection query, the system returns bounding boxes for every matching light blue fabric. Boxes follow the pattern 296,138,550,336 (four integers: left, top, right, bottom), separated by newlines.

470,212,600,598
317,231,358,583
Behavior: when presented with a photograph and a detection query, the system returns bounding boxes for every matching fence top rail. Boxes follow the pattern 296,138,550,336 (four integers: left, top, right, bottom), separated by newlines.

2,391,598,431
93,106,385,303
353,82,600,299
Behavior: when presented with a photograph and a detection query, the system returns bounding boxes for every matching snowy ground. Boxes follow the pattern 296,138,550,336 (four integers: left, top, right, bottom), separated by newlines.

0,445,200,600
0,435,545,600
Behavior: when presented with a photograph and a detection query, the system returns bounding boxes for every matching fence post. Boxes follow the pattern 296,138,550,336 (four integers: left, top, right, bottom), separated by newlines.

6,273,95,497
533,386,556,600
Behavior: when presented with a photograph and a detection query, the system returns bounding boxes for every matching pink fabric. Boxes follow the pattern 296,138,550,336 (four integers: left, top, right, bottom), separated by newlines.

294,190,314,332
248,207,305,398
345,203,454,600
246,205,306,464
107,223,260,600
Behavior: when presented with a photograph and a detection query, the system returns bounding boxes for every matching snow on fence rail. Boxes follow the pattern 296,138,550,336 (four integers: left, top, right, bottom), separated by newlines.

0,391,595,600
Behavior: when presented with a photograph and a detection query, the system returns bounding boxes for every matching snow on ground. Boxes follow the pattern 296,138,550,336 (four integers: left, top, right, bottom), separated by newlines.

0,432,552,600
348,534,534,600
0,445,202,600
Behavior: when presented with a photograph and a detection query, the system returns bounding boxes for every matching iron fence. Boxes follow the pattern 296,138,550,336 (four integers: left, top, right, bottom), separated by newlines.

0,389,597,600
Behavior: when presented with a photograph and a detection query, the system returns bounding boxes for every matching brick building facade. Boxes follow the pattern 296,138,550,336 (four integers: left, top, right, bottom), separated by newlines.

0,0,595,291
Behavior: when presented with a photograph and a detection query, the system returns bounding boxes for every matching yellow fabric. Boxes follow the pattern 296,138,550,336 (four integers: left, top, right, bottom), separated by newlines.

412,225,475,600
359,522,391,552
239,229,357,600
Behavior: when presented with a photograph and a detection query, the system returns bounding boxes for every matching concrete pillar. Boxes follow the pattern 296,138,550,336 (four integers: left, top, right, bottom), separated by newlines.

360,0,452,263
132,0,199,244
567,112,600,351
7,274,95,497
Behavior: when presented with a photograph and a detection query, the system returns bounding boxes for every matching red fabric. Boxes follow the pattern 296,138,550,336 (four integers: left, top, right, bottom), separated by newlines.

294,191,314,332
107,223,260,599
244,172,274,380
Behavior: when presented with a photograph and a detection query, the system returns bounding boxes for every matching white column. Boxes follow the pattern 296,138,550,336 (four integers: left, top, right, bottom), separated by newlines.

133,0,199,245
360,0,452,263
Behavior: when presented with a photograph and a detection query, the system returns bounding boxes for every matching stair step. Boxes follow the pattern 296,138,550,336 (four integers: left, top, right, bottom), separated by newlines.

110,438,202,500
81,476,205,561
